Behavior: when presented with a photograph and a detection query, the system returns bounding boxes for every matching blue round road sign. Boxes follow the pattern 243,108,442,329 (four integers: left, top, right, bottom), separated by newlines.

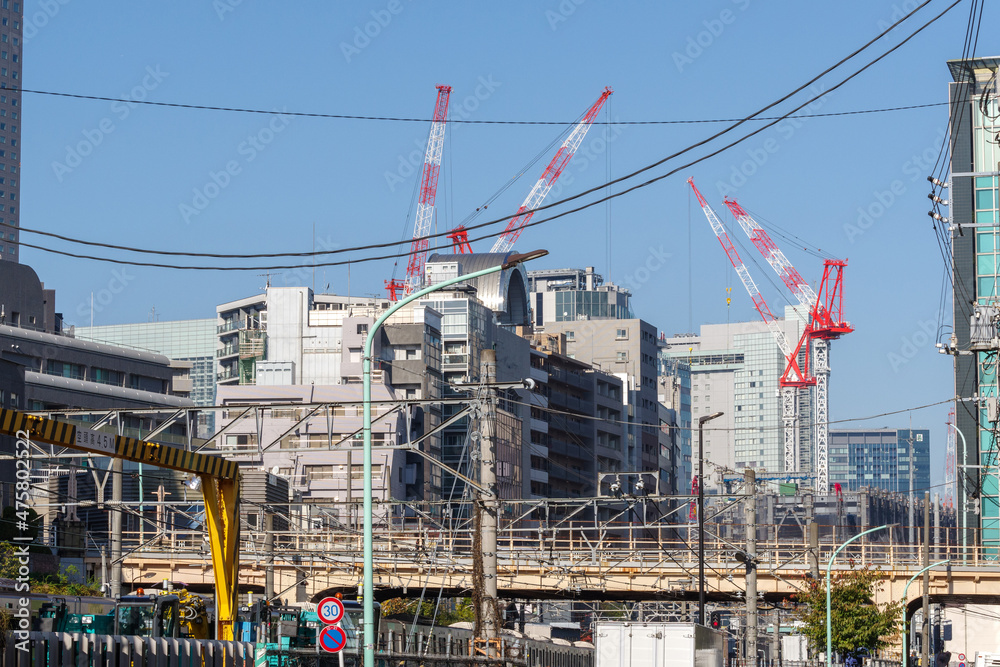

319,625,347,653
317,597,345,625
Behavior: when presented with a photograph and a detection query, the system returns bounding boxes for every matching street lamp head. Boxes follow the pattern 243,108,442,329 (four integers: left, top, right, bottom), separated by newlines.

699,411,724,425
501,249,549,269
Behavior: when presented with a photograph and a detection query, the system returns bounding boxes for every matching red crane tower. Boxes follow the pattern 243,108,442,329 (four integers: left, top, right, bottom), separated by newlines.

386,85,452,301
688,178,816,476
723,197,852,492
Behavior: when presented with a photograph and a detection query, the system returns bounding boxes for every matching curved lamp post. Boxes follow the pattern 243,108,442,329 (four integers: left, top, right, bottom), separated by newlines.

901,560,949,667
362,249,548,667
947,423,968,560
826,524,892,667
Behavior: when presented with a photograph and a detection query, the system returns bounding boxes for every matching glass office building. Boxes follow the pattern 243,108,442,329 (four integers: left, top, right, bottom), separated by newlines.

829,429,930,493
73,320,217,434
948,57,1000,553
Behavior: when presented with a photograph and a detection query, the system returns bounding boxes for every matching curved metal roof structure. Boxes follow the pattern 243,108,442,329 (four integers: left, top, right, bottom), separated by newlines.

425,252,530,326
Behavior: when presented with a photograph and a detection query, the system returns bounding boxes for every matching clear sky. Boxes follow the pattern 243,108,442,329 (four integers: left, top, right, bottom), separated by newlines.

19,1,995,491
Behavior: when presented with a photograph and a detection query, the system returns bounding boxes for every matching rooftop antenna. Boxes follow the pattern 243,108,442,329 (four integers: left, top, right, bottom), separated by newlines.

259,273,272,291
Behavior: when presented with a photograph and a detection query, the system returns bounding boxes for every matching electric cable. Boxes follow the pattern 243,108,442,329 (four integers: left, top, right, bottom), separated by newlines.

20,86,948,125
9,0,957,272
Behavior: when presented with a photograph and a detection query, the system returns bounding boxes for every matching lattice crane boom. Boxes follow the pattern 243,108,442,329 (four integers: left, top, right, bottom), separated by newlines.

688,179,813,381
689,178,815,478
723,198,818,308
391,85,452,299
490,87,612,254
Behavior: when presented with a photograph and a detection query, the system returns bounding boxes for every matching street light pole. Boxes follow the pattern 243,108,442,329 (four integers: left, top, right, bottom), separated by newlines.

901,560,949,667
697,411,723,625
826,524,891,667
362,250,548,667
947,423,968,561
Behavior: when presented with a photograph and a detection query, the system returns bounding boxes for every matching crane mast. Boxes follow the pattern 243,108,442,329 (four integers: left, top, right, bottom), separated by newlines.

490,87,613,254
723,197,852,493
387,85,452,300
688,178,814,476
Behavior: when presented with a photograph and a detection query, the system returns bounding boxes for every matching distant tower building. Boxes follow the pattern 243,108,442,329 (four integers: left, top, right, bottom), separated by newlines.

660,306,812,484
828,428,930,493
0,2,21,263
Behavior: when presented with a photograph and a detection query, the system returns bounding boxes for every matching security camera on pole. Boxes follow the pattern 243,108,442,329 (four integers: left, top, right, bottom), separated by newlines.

317,596,347,655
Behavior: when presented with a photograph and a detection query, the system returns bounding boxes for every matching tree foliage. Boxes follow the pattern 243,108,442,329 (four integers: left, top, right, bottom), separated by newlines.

381,597,476,625
794,565,903,657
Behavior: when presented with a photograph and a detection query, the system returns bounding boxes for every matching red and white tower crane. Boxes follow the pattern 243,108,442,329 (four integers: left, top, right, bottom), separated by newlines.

688,178,816,476
485,87,613,254
386,85,452,301
723,197,852,493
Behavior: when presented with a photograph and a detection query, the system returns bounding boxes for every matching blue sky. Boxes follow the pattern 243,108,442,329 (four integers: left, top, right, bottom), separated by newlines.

19,1,994,489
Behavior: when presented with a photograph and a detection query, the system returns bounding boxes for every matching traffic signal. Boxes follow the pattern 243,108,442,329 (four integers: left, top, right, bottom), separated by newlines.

709,611,722,629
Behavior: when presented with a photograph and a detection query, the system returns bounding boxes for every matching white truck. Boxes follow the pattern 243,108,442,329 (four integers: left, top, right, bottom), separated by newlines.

594,622,726,667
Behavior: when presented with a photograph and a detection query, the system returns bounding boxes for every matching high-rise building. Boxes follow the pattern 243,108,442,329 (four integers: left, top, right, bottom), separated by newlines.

828,428,930,493
946,56,1000,552
528,267,671,490
522,332,626,503
660,307,812,484
0,1,21,263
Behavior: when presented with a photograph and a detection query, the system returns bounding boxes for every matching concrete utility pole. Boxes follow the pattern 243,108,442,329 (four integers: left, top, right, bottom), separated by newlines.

744,469,758,667
264,511,275,601
110,459,123,597
478,349,500,644
922,491,931,667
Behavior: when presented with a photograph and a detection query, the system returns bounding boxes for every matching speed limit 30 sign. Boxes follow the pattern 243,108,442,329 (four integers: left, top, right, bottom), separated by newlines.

317,597,345,625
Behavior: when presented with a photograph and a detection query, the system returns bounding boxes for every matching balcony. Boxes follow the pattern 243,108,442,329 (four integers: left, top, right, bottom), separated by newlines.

216,346,239,359
442,353,469,367
528,366,548,384
549,414,589,438
217,320,245,334
549,437,590,462
549,391,586,413
548,367,589,390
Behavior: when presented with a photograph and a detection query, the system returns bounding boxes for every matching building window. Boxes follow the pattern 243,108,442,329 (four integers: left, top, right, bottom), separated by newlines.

565,331,574,340
616,351,627,362
616,328,628,340
356,323,368,335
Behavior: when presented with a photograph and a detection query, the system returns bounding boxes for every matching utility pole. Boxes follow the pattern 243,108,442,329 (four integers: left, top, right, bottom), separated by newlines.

771,607,781,667
921,491,931,667
476,349,500,648
745,469,758,667
110,452,123,596
934,493,941,560
264,511,275,601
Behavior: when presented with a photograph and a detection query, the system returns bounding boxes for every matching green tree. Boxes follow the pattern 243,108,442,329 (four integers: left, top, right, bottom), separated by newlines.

794,565,903,658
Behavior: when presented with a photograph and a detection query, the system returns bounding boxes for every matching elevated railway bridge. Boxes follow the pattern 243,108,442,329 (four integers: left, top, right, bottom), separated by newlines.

87,498,1000,614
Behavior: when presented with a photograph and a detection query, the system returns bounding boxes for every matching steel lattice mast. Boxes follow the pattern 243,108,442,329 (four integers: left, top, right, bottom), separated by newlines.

387,85,452,300
689,178,815,476
489,87,612,254
723,198,852,493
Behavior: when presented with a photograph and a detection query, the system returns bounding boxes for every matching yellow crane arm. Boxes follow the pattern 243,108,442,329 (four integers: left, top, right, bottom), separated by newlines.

0,408,240,640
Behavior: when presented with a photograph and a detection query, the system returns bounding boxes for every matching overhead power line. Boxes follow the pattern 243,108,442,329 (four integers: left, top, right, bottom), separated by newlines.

20,86,947,125
14,0,957,272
